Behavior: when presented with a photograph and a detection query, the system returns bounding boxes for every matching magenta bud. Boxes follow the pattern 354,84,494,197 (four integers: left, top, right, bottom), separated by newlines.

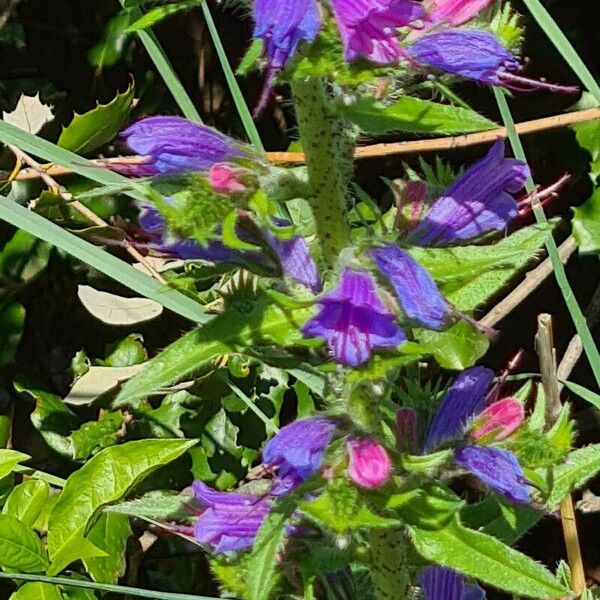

395,408,418,454
470,397,524,443
347,437,392,489
208,163,247,194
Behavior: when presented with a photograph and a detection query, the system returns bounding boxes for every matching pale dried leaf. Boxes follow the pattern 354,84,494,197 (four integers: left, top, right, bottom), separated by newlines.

78,285,163,325
3,94,54,134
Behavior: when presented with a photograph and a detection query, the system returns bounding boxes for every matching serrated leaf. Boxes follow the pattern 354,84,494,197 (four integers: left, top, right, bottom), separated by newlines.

573,189,600,254
9,583,62,600
337,96,496,135
58,84,135,155
83,513,132,584
126,0,202,31
0,513,48,573
47,438,196,575
410,223,554,312
78,285,163,325
0,448,30,479
409,517,567,598
545,443,600,507
3,480,50,528
3,94,53,134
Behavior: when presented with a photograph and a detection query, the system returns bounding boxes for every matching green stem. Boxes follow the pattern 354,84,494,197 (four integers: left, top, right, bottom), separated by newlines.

291,78,352,272
367,529,411,600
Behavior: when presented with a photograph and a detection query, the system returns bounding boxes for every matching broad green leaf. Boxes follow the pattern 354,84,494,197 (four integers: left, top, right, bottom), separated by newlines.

0,514,48,573
573,189,600,254
47,438,196,575
410,223,554,312
409,517,567,598
70,412,125,460
115,297,311,407
545,443,600,507
337,96,496,135
105,490,191,521
246,506,289,600
83,513,132,584
3,480,50,528
415,321,489,370
126,0,202,31
0,449,30,479
58,84,135,155
9,582,62,600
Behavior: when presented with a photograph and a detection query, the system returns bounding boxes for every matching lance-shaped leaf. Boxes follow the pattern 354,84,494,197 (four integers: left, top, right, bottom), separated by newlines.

0,514,48,573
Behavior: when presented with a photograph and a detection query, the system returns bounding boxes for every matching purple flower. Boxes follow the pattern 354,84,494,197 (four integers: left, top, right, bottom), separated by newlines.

423,366,494,452
192,481,273,553
263,417,337,485
302,269,406,366
370,244,449,330
331,0,424,64
408,30,578,93
409,140,529,246
420,566,484,600
253,0,321,71
455,445,531,504
118,116,245,176
424,0,492,27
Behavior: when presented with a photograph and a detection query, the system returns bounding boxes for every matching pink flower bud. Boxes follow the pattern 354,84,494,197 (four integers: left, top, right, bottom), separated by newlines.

470,397,524,443
208,163,247,194
346,437,392,489
427,0,492,26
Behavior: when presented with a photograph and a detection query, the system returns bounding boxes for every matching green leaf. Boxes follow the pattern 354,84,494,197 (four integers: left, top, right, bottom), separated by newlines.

562,379,600,410
246,505,289,600
337,96,496,135
88,12,131,69
9,582,62,600
415,321,489,370
0,301,25,367
58,84,135,155
237,39,263,75
545,444,600,507
573,189,600,254
47,438,196,575
105,490,191,521
83,513,132,584
0,514,48,573
3,480,50,528
410,223,554,311
115,297,311,407
0,449,30,479
70,412,125,461
126,0,202,31
409,517,567,598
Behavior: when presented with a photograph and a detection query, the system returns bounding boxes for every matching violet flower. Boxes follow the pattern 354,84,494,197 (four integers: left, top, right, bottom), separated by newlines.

408,30,578,93
263,417,337,485
117,116,246,176
409,140,529,246
302,269,406,367
455,445,531,503
370,243,449,330
423,366,495,452
420,566,485,600
192,481,273,553
331,0,424,64
347,437,393,489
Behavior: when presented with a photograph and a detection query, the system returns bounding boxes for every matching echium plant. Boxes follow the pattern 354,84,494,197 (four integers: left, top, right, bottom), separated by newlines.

97,1,588,599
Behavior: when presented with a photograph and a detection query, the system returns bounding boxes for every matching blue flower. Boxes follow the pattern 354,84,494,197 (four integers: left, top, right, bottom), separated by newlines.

302,269,406,366
370,243,449,330
409,140,529,246
420,566,485,600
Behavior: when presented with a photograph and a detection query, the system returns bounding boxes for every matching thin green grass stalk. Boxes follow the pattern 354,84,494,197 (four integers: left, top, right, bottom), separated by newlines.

0,572,218,600
119,0,203,122
200,2,264,150
494,88,600,387
0,199,210,324
521,0,600,104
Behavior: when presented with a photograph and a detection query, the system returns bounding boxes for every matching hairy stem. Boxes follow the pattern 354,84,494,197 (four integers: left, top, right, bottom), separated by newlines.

367,529,411,600
291,78,352,272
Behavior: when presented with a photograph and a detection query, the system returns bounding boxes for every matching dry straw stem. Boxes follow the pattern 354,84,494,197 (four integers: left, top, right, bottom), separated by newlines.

7,145,167,284
535,314,586,596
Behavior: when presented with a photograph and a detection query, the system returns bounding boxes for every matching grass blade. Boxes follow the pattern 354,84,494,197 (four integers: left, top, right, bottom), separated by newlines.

493,87,600,387
522,0,600,104
201,2,264,150
0,572,217,600
0,199,210,324
119,0,203,123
